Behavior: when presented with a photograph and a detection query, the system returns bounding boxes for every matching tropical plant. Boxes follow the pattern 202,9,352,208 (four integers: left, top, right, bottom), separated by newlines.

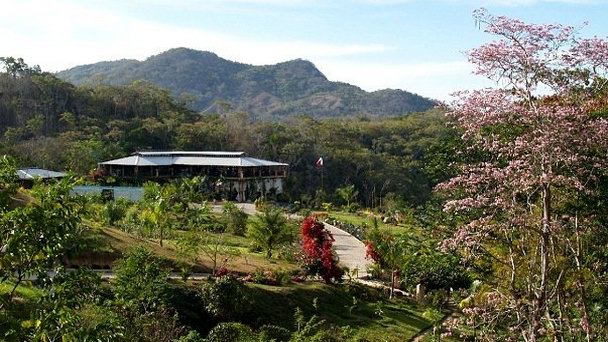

222,202,248,236
0,177,83,309
300,216,343,284
336,184,358,210
113,246,169,313
247,207,292,259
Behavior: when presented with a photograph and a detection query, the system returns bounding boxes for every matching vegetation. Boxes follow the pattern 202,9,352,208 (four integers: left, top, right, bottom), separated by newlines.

300,217,343,284
0,55,455,206
1,9,608,342
247,207,293,259
56,48,435,119
436,9,608,340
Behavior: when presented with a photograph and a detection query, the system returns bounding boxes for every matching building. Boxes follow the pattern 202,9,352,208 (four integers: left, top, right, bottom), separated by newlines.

17,168,67,187
98,151,288,202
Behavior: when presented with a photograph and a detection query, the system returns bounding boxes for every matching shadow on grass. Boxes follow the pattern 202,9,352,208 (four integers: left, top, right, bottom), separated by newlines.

244,281,434,339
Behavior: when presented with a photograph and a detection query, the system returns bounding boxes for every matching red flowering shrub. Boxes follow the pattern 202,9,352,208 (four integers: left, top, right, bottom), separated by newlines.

364,241,382,264
300,216,343,283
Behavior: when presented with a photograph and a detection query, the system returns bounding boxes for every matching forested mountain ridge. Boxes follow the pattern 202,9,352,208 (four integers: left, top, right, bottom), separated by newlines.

0,57,455,205
56,48,436,119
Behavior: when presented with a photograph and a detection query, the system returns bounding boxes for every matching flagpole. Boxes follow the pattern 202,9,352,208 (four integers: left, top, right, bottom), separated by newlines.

321,166,324,191
315,156,324,192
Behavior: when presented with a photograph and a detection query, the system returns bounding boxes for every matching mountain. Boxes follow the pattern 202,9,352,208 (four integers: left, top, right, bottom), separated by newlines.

57,48,436,119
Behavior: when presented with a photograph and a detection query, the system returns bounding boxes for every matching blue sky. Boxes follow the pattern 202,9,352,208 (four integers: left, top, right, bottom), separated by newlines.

1,0,607,100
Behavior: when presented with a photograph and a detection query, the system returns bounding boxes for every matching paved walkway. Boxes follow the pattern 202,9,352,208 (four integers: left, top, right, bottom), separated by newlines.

323,222,372,279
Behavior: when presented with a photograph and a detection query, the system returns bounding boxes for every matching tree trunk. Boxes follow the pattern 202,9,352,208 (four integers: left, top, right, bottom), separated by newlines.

532,184,551,340
390,270,396,299
159,225,164,247
573,214,592,342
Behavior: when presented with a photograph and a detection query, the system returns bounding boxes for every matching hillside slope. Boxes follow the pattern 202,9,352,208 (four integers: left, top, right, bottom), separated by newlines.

57,48,436,119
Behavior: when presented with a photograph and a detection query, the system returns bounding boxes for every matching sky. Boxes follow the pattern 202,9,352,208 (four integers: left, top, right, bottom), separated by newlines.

1,0,607,101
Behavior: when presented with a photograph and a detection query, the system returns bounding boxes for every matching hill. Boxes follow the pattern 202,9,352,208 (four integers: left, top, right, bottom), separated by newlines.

57,48,436,120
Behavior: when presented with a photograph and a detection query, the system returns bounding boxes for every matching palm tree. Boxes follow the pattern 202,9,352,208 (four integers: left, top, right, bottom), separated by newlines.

247,207,291,259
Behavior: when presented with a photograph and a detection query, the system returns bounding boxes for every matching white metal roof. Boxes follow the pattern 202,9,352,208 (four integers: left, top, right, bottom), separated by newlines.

138,151,245,157
100,151,288,167
17,168,67,180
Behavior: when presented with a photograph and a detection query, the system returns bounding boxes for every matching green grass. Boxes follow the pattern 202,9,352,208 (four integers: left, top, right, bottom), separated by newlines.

328,211,411,234
0,281,43,302
245,281,443,341
71,224,299,274
0,280,43,339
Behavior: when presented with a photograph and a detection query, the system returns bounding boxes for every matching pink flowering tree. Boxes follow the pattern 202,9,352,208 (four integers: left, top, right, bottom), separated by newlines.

437,9,608,341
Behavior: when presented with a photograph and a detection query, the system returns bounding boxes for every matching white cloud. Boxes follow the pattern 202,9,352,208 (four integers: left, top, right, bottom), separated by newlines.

0,0,389,71
316,60,490,101
0,0,492,100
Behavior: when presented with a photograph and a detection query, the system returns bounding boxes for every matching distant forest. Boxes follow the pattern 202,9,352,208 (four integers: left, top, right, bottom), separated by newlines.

0,57,457,206
57,48,436,120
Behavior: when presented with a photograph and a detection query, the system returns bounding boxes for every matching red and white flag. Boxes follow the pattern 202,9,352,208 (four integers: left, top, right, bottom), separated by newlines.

315,157,324,168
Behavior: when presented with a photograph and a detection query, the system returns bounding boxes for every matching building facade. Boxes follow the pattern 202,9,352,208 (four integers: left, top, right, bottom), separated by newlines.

98,151,288,202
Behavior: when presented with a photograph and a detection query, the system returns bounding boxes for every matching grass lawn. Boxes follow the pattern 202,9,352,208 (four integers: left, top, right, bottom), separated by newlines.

328,211,412,235
0,280,43,337
245,281,444,341
0,281,43,302
70,225,299,274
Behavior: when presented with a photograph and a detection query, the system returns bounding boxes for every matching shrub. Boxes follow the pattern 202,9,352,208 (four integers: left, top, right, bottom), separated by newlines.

300,216,343,284
258,324,291,342
175,330,204,342
164,283,215,335
113,246,169,313
129,308,186,342
102,198,131,225
201,276,251,321
274,269,292,286
205,322,257,342
222,202,248,236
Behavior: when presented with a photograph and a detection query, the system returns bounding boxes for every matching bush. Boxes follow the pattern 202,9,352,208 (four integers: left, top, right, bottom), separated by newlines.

246,269,291,286
129,308,186,342
205,322,257,342
164,283,215,336
258,324,291,342
102,198,132,225
201,276,252,321
175,330,204,342
113,246,169,313
300,217,343,284
401,253,471,292
222,202,248,236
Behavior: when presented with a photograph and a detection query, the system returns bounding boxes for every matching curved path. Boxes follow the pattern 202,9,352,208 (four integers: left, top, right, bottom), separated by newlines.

323,222,372,279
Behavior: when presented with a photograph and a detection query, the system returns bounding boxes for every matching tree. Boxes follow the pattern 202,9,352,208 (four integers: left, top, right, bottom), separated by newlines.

113,246,169,313
300,216,343,284
199,233,236,276
0,56,40,78
336,184,358,210
0,175,83,309
33,268,124,341
365,229,409,298
0,155,19,210
438,9,608,341
247,207,292,259
141,182,178,247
